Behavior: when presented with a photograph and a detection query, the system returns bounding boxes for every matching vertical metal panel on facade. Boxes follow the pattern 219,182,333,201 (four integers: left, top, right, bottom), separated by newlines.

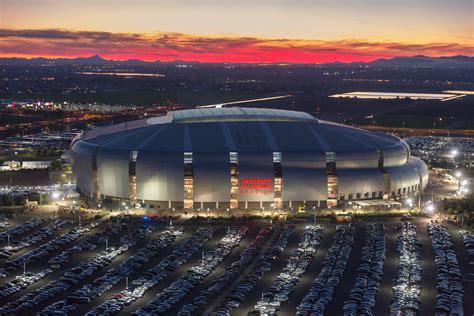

282,152,327,201
136,151,184,202
382,145,408,167
97,148,130,198
336,151,379,168
70,141,96,194
193,152,230,203
238,152,274,202
410,157,429,189
338,168,385,198
386,163,421,193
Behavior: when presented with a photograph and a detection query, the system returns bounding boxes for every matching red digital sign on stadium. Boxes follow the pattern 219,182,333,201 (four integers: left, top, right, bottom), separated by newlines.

240,178,273,194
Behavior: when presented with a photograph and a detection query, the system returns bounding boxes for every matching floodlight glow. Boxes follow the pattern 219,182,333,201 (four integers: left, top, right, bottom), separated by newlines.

51,191,60,199
455,171,462,178
451,149,458,157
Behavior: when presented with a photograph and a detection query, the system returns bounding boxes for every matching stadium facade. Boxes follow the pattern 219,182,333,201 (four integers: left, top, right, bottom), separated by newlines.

70,108,428,210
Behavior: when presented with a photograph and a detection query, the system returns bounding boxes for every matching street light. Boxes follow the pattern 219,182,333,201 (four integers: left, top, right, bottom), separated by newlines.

455,171,462,189
451,149,458,157
426,204,435,213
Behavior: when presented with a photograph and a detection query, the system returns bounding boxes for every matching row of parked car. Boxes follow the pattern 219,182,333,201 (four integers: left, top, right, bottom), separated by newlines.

133,226,246,315
389,222,422,315
5,223,85,269
0,218,44,240
428,223,464,315
214,224,296,315
178,226,273,315
0,219,10,229
343,223,386,315
460,230,474,257
296,223,355,315
254,224,325,315
0,226,143,314
0,269,53,299
48,226,97,268
80,227,216,316
0,219,71,259
42,226,181,315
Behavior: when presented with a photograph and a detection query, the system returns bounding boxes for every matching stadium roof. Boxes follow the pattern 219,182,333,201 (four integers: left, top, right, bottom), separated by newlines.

147,107,317,124
77,107,406,154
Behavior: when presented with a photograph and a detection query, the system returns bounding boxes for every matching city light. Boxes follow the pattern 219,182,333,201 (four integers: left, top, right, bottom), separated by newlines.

450,149,458,157
51,191,60,199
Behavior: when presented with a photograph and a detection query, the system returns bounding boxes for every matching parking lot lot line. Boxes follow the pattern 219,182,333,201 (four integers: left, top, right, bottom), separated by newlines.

168,225,263,314
133,227,244,314
120,227,226,314
445,223,474,315
227,226,301,315
324,221,365,314
0,217,48,247
202,225,282,314
0,223,103,304
74,228,189,314
416,218,437,316
3,222,72,262
373,219,399,314
2,222,157,314
277,223,336,315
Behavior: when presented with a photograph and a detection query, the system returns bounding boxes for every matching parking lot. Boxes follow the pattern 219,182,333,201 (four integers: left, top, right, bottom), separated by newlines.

0,211,472,316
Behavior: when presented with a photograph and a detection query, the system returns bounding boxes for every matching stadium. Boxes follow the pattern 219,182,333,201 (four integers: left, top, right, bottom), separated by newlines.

70,107,428,210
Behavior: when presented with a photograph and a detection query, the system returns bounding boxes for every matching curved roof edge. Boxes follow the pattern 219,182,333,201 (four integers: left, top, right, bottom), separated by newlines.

147,107,318,124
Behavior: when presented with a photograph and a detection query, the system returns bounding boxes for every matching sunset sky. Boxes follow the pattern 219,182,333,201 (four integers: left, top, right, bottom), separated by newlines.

0,0,472,63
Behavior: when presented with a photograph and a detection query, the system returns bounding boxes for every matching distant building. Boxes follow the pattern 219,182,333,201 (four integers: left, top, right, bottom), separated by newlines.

1,160,51,171
70,107,428,210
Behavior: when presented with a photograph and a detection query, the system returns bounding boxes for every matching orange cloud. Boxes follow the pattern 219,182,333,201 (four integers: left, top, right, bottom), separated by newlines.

0,29,472,63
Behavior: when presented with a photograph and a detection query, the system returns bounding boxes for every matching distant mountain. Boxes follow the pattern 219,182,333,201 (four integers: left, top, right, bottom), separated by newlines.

0,54,472,68
365,55,474,68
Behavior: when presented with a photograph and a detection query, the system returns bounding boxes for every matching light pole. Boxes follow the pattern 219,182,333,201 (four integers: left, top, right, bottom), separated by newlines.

10,177,13,207
312,206,316,226
455,171,462,190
